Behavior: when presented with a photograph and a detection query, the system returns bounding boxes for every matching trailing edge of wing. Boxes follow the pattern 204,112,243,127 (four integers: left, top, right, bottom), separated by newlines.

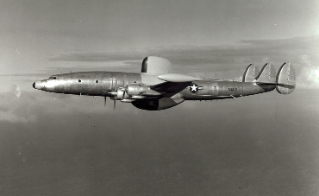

158,73,201,82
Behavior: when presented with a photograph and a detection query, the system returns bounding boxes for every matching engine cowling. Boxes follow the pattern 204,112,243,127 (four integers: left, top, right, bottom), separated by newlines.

115,88,130,100
126,84,161,96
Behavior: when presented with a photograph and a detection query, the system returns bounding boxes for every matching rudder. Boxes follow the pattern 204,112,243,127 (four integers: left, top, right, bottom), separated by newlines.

242,64,259,82
256,63,276,84
276,63,296,94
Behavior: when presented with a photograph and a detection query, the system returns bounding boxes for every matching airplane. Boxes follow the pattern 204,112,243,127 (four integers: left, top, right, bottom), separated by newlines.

33,56,296,110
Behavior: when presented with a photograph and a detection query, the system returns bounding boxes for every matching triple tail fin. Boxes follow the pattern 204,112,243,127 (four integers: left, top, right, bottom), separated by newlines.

255,63,277,84
276,63,296,94
242,64,259,82
242,62,296,94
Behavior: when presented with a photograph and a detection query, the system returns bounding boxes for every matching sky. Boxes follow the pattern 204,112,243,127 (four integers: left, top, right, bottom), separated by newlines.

0,0,318,89
0,0,319,195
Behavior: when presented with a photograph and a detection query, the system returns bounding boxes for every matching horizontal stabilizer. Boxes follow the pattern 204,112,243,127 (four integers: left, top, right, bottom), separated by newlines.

276,63,296,94
158,73,201,82
256,63,276,84
242,64,259,82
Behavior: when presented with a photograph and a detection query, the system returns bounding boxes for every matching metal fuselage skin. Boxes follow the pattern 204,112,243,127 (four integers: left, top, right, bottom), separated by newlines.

34,71,275,100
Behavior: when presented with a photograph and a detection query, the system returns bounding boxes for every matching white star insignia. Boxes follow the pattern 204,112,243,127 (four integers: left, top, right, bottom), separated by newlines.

189,84,203,93
190,84,198,92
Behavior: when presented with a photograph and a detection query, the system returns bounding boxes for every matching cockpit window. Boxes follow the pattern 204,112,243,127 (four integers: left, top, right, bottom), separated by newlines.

49,76,57,79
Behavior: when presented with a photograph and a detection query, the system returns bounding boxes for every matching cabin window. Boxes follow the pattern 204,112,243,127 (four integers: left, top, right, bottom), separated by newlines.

78,79,81,82
49,76,57,79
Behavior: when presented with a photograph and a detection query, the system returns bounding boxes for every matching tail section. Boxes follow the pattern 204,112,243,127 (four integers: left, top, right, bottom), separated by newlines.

255,63,277,84
242,64,259,82
276,63,296,94
242,62,296,94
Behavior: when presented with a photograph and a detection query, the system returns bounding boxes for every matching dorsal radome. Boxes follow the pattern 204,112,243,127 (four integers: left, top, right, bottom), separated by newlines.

141,56,172,75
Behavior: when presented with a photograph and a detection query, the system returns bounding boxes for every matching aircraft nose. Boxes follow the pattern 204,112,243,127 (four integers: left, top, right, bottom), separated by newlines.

33,81,42,89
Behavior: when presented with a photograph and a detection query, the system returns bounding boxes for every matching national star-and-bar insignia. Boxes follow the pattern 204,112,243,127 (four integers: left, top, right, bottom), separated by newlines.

189,83,203,93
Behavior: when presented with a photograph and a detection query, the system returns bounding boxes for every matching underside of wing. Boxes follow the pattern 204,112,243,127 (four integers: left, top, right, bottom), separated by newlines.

129,56,197,110
139,56,197,95
150,81,191,94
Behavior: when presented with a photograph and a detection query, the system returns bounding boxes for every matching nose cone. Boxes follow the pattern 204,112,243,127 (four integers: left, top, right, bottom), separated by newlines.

33,81,42,89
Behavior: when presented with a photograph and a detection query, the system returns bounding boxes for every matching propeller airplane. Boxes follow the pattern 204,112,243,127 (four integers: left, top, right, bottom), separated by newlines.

33,56,296,110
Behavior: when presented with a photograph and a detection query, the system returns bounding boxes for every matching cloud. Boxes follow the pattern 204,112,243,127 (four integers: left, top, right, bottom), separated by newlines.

298,54,319,89
0,84,139,123
48,36,318,88
0,87,36,123
0,110,36,123
13,85,21,98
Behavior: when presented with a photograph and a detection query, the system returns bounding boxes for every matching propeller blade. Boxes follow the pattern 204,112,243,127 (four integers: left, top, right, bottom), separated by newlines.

122,90,125,100
104,96,106,107
113,99,116,110
111,77,113,91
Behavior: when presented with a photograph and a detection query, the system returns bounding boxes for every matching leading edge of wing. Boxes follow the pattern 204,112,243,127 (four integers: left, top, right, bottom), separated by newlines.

157,73,201,82
149,73,200,94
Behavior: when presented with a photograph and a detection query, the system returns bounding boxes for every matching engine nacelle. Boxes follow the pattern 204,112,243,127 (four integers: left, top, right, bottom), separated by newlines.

126,84,161,96
115,88,130,100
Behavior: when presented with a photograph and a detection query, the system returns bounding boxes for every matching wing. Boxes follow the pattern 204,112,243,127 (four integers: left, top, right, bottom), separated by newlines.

140,56,200,84
139,56,201,95
152,73,201,96
151,81,192,95
126,56,202,110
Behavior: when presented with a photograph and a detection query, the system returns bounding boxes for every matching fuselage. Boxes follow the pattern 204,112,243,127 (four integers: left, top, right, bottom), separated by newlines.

33,71,276,100
32,55,295,111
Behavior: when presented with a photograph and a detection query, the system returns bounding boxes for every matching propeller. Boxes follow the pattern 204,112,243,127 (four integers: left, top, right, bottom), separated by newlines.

111,77,113,90
104,96,106,107
111,76,116,110
118,87,127,100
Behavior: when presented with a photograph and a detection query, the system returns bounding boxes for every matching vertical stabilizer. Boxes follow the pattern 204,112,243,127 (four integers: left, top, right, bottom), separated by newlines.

242,64,259,82
256,63,276,83
276,63,296,94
